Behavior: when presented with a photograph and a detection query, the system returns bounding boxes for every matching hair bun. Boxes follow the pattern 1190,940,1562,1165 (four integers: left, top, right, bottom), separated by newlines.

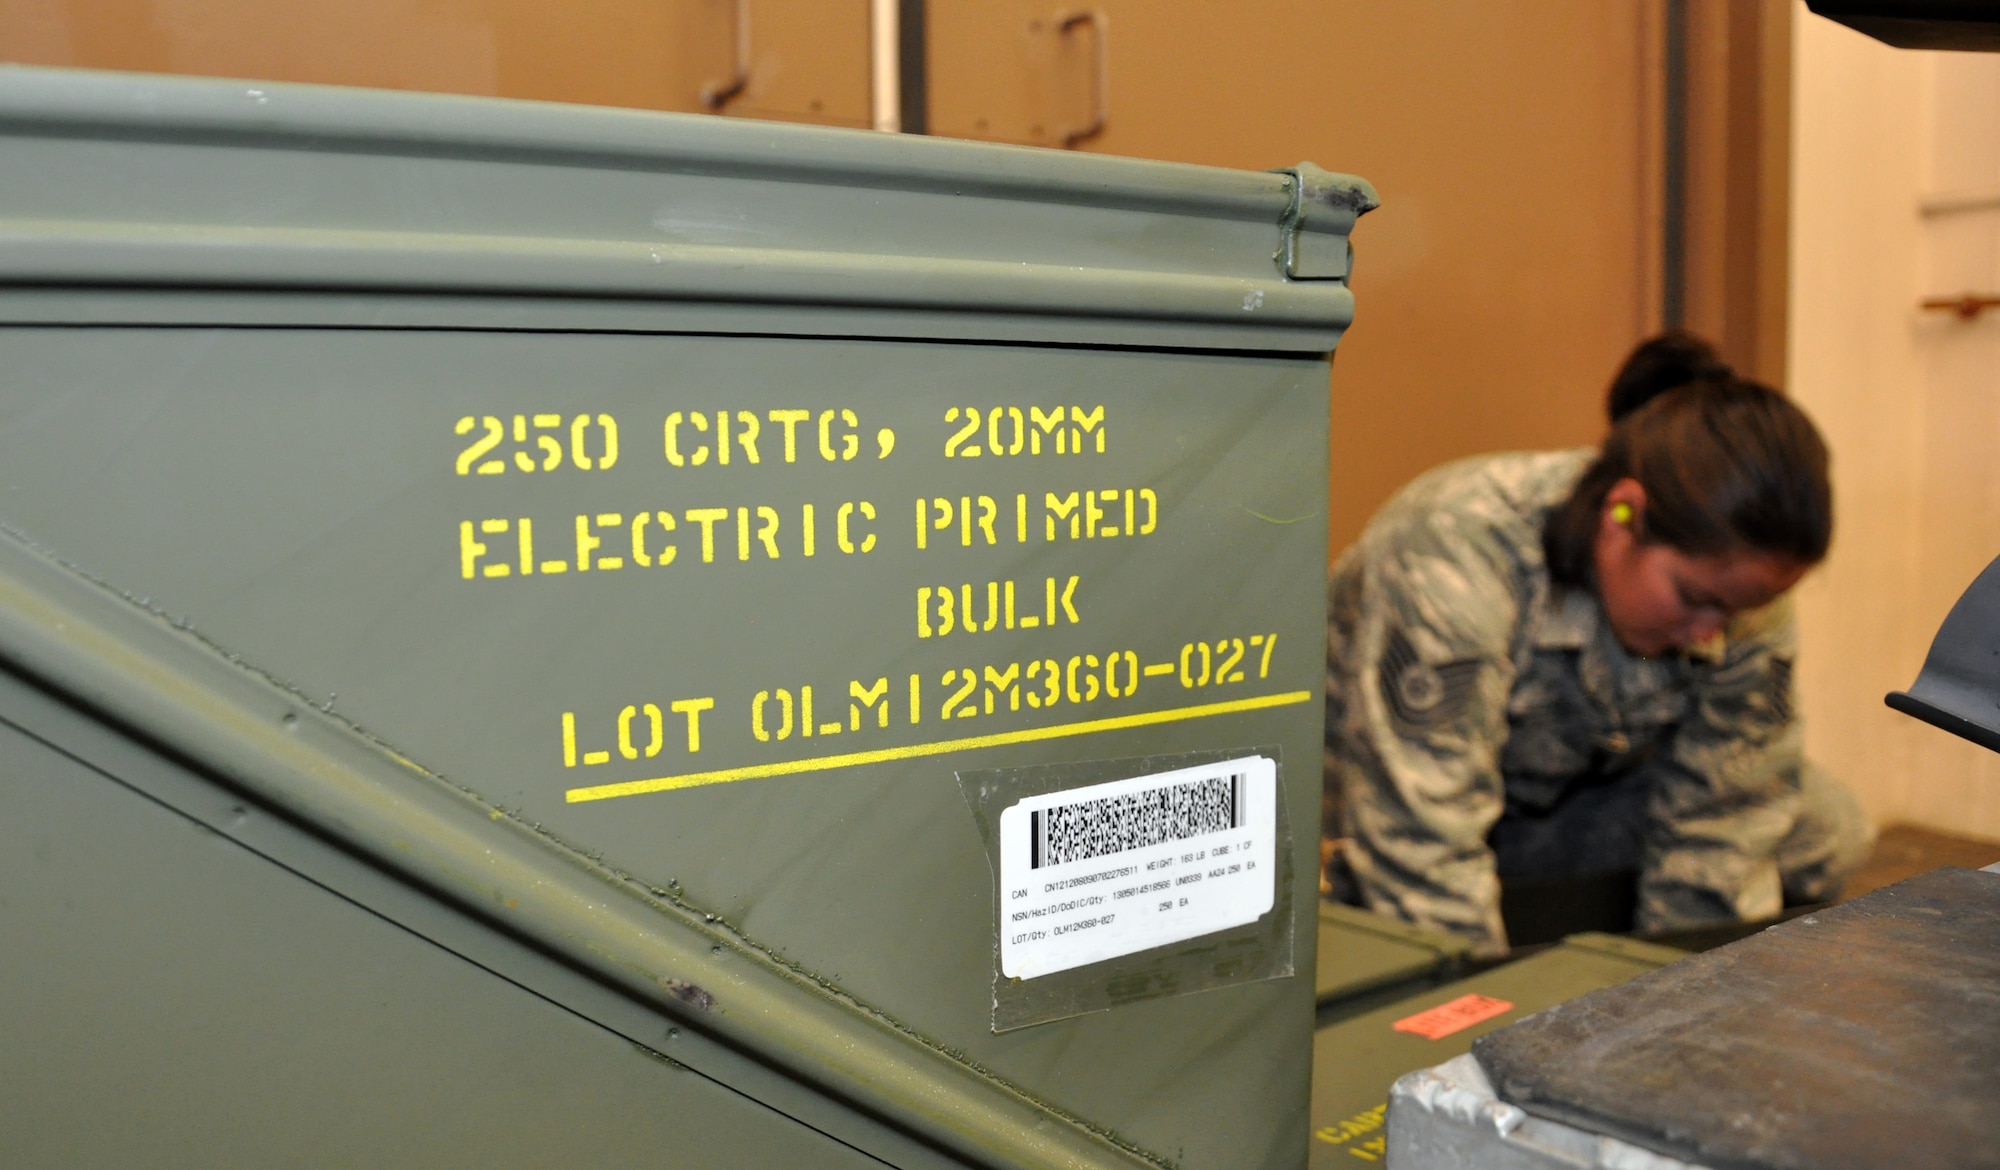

1606,330,1729,422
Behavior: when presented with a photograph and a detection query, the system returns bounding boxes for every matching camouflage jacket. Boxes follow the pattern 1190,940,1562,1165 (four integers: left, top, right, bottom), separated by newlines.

1325,450,1803,955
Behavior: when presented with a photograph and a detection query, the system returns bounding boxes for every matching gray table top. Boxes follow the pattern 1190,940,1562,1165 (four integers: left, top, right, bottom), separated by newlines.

1474,867,2000,1170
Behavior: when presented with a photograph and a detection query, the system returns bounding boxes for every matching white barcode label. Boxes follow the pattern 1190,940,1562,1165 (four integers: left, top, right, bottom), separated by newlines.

998,756,1276,979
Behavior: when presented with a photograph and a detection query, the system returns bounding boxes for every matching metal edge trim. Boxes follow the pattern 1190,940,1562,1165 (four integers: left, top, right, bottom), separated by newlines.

0,218,1356,333
0,295,1350,354
0,527,1165,1170
1886,690,2000,757
0,64,1308,224
1550,932,1688,968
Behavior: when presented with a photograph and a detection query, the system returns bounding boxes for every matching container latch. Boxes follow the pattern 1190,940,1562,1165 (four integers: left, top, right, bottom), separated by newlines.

1274,162,1379,281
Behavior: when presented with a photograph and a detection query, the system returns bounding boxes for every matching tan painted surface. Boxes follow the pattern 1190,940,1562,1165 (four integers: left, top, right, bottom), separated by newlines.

1680,0,1793,387
933,1,1665,556
1790,5,2000,838
0,0,871,125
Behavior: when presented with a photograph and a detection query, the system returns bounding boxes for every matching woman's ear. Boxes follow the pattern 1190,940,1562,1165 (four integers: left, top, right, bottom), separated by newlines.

1602,478,1647,536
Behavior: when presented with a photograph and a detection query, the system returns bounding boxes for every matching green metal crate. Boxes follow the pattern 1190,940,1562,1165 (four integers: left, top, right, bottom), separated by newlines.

1314,900,1471,1015
0,66,1373,1170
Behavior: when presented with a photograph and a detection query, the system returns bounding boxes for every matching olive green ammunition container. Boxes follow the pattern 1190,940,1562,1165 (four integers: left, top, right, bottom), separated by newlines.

0,66,1373,1169
1315,901,1473,1020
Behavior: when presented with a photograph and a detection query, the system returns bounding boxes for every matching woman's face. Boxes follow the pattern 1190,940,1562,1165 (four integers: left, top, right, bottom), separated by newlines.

1592,479,1809,658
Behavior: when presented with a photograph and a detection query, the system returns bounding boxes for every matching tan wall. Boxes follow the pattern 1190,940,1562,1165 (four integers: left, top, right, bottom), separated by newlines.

0,0,871,125
930,2,1803,561
1789,4,2000,839
1681,0,1793,388
1056,2,1665,557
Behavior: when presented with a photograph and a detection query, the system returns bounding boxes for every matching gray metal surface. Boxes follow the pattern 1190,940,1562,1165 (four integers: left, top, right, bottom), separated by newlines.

1386,1054,1707,1170
1805,1,2000,52
1887,554,2000,755
1473,869,2000,1170
0,66,1375,1169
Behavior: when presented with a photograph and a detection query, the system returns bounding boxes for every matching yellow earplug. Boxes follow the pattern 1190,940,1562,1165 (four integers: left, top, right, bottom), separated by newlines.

1611,502,1634,525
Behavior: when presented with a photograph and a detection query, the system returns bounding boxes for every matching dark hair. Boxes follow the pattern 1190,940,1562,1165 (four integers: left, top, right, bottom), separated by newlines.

1604,330,1735,421
1544,332,1833,586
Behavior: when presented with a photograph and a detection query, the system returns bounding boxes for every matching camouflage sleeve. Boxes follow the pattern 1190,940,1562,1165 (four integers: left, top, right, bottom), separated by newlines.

1327,516,1523,957
1637,597,1805,932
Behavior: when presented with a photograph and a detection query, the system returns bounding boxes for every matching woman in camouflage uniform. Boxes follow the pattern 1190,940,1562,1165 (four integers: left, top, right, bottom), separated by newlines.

1323,333,1872,956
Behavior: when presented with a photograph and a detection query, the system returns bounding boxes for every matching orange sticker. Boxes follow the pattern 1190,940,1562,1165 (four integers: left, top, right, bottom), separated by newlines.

1391,993,1515,1040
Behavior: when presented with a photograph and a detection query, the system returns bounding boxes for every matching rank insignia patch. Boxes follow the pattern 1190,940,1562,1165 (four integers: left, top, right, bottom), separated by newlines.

1380,628,1481,728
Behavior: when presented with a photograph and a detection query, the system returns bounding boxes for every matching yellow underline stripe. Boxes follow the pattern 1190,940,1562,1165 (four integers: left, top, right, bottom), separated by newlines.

564,690,1313,804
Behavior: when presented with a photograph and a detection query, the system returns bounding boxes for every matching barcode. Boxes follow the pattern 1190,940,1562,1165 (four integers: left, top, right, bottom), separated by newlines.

1030,773,1246,869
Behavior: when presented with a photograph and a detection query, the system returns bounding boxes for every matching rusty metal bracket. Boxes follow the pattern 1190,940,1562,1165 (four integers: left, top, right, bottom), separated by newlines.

1921,293,2000,321
701,0,752,111
1056,9,1108,148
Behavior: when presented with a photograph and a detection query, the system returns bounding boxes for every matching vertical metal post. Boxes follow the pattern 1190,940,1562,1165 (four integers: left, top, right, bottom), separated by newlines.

1662,0,1687,329
898,0,927,135
871,0,900,132
700,0,753,112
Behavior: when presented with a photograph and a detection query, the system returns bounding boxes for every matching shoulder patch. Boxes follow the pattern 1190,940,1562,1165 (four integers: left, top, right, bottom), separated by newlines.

1380,628,1482,728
